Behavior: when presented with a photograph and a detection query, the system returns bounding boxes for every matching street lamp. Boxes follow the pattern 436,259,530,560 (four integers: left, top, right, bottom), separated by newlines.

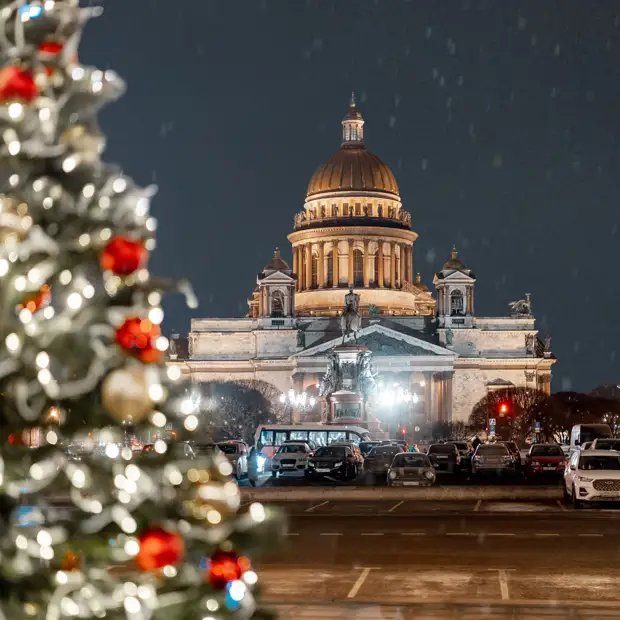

279,390,316,424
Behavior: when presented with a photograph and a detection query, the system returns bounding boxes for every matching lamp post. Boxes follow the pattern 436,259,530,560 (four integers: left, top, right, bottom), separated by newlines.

376,382,419,437
279,389,316,424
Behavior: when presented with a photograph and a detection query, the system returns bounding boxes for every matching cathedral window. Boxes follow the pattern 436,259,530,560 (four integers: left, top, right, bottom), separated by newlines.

351,126,357,141
355,203,361,216
271,290,284,317
332,204,338,216
326,251,334,287
311,253,318,289
378,205,383,217
450,289,464,315
373,252,379,285
353,249,364,287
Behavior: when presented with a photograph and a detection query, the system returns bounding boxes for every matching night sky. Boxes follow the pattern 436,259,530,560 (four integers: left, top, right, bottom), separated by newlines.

82,1,620,393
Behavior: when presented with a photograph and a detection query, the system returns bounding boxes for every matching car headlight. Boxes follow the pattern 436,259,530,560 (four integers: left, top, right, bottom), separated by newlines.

578,476,594,482
388,470,397,479
424,470,434,479
334,461,343,467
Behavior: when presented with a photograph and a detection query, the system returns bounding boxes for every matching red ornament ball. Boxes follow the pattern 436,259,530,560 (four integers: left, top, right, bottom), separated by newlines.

115,317,162,363
207,550,251,590
100,237,147,276
136,527,184,572
39,41,63,56
0,66,38,103
18,284,51,314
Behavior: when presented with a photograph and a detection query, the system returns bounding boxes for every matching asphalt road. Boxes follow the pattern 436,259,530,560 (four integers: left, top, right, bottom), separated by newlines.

251,499,620,617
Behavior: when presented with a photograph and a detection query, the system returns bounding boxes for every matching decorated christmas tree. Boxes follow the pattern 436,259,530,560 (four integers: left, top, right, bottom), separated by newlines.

0,1,282,619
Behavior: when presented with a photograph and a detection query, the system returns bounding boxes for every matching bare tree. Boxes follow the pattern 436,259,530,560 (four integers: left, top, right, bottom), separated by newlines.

469,388,549,443
431,421,474,441
197,380,287,444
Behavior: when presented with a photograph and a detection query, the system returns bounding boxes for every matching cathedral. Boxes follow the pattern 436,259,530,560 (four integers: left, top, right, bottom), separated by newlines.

168,96,556,427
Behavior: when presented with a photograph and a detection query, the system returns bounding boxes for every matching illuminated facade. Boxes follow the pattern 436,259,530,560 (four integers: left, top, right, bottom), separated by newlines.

169,98,556,428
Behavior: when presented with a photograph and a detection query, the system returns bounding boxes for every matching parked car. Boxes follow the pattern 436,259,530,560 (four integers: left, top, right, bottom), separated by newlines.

427,443,461,473
388,452,436,487
524,443,566,478
364,445,404,481
589,438,620,452
446,441,474,469
216,441,248,480
330,441,364,471
271,442,312,477
191,442,222,457
359,440,383,457
472,443,514,476
497,441,522,469
564,449,620,508
307,445,358,481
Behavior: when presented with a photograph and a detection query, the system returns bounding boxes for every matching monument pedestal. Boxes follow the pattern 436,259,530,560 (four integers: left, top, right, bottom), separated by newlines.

326,343,369,427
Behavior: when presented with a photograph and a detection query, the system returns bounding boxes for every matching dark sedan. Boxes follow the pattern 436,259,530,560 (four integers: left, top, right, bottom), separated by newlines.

427,443,461,473
364,445,403,481
307,445,357,481
388,452,436,487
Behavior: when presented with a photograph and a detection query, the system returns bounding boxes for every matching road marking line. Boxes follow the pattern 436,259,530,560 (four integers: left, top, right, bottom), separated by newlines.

446,532,470,536
388,500,404,513
401,532,425,536
579,533,603,537
347,567,372,599
319,532,342,536
305,501,329,513
535,533,560,537
474,499,482,512
487,533,515,537
556,500,566,511
498,569,510,600
284,532,299,536
361,532,384,536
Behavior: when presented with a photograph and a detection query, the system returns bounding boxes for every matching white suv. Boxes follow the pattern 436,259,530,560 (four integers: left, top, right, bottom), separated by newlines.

564,449,620,508
271,442,312,477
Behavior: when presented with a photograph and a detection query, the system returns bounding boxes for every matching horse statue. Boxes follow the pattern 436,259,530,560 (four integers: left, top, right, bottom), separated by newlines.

340,288,361,344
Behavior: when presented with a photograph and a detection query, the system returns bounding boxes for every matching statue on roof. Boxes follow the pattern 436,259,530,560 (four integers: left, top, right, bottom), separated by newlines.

509,293,532,316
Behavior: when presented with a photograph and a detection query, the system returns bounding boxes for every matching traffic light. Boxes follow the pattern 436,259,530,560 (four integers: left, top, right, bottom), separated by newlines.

401,427,407,435
498,402,510,417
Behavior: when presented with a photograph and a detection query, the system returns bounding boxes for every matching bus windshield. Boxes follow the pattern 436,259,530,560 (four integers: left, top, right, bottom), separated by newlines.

255,424,370,457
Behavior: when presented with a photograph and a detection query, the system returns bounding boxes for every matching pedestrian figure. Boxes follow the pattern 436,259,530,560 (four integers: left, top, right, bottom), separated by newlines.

247,446,259,487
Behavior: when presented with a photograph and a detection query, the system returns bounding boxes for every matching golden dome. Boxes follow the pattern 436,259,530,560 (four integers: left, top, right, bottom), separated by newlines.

414,272,430,292
306,95,399,198
442,246,466,271
263,248,289,271
307,147,399,197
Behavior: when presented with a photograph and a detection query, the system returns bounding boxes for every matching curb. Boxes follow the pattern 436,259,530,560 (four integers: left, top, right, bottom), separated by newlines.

240,486,562,502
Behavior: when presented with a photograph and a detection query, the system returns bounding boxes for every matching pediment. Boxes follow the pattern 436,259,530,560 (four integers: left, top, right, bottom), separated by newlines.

295,323,456,358
258,270,295,283
437,270,476,282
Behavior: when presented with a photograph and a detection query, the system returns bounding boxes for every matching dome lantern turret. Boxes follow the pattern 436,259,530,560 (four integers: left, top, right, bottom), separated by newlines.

341,92,365,146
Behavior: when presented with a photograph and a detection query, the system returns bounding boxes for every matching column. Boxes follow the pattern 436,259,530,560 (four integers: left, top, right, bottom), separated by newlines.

377,242,384,288
363,239,370,287
424,371,433,425
445,372,453,422
318,241,325,288
305,245,312,291
399,244,405,288
347,239,354,288
332,240,340,288
390,242,396,288
405,246,412,283
292,246,298,283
